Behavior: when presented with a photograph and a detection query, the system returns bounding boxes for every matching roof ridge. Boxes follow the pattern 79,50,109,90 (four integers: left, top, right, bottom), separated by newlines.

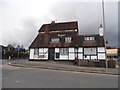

43,21,78,25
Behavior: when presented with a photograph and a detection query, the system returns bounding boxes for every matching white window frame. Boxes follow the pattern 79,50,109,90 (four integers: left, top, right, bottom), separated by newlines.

34,48,39,55
60,48,68,55
85,37,95,41
84,48,97,55
65,37,72,43
51,38,60,43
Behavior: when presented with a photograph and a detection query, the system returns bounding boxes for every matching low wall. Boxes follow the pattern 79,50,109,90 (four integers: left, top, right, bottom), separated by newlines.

107,60,117,68
77,59,117,68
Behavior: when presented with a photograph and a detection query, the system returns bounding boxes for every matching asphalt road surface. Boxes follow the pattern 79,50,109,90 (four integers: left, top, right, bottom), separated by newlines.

2,60,118,88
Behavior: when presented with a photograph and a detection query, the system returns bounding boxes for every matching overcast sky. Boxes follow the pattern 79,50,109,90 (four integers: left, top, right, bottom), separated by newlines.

0,0,118,49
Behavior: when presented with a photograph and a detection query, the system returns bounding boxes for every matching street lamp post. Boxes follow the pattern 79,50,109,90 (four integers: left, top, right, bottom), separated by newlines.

17,46,20,59
102,0,107,68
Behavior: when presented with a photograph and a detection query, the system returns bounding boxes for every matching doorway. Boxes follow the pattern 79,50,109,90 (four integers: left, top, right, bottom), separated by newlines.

48,48,55,60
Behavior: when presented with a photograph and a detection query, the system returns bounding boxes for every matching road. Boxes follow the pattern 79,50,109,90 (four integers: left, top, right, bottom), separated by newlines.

1,60,118,88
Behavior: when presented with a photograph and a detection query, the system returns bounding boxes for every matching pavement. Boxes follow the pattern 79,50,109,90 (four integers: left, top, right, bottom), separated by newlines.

6,59,119,75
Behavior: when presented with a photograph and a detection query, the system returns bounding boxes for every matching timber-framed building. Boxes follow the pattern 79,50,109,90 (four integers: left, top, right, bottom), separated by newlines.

29,21,106,67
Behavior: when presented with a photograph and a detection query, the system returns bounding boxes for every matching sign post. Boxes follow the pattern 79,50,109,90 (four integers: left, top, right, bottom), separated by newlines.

17,46,20,59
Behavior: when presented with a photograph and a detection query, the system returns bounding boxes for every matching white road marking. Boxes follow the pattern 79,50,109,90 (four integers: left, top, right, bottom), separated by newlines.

15,81,20,83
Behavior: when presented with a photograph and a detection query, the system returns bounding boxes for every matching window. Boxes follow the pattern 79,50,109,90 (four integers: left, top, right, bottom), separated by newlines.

65,37,72,43
56,53,59,58
85,37,95,41
51,38,60,43
84,48,96,55
34,48,39,55
60,48,68,55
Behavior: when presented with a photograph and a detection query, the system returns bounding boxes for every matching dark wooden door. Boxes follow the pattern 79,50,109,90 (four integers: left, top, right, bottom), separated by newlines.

48,48,55,60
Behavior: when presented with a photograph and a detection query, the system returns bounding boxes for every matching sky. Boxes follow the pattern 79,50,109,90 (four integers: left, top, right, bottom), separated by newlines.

0,0,119,49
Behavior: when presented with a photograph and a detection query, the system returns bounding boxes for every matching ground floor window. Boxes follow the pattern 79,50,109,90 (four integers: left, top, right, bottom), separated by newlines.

84,47,96,55
34,48,39,55
56,53,59,58
60,48,68,55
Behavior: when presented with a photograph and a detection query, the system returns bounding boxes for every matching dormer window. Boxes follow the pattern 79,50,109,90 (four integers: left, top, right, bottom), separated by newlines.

85,37,95,41
65,37,72,43
50,38,60,43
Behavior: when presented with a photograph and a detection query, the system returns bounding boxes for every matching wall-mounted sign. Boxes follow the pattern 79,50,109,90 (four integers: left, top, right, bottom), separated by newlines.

58,34,65,37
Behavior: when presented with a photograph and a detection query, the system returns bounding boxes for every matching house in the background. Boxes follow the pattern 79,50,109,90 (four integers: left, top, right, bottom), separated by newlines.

106,48,118,60
0,45,5,59
0,44,29,59
106,48,119,68
29,21,106,67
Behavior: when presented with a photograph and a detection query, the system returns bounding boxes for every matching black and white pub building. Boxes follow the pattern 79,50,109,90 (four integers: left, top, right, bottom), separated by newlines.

29,21,106,67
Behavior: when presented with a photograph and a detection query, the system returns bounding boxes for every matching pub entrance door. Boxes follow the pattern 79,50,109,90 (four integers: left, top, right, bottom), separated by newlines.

48,48,55,60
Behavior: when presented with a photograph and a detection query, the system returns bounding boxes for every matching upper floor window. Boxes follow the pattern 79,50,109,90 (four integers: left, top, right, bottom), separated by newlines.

85,37,95,41
51,38,60,43
65,37,72,43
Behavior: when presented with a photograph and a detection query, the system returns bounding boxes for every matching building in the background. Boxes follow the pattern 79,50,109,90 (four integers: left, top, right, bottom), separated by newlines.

106,48,119,68
29,21,106,67
106,48,118,60
0,44,29,59
0,45,5,59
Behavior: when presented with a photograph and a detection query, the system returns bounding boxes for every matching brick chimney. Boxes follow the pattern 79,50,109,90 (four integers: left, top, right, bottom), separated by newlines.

44,25,49,46
98,24,104,36
51,21,55,24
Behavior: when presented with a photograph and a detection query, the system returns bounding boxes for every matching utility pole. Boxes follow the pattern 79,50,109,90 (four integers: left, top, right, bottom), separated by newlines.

17,45,20,59
102,0,107,68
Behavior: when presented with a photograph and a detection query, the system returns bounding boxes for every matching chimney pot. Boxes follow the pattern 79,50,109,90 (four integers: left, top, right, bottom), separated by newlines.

51,21,55,24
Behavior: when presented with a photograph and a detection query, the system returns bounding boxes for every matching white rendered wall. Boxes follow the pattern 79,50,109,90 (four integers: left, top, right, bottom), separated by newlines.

43,48,48,59
55,48,59,52
69,48,74,52
39,48,44,53
78,47,83,52
78,54,83,59
84,56,90,59
34,55,39,59
97,47,105,52
69,53,75,60
78,47,83,59
69,48,75,60
91,56,97,59
30,49,34,59
98,53,106,59
97,47,106,60
60,55,68,60
44,48,48,52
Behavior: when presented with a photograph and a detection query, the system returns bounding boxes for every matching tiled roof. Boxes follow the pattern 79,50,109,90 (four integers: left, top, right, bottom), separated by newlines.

82,34,105,47
29,21,105,48
38,21,78,32
29,34,105,48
